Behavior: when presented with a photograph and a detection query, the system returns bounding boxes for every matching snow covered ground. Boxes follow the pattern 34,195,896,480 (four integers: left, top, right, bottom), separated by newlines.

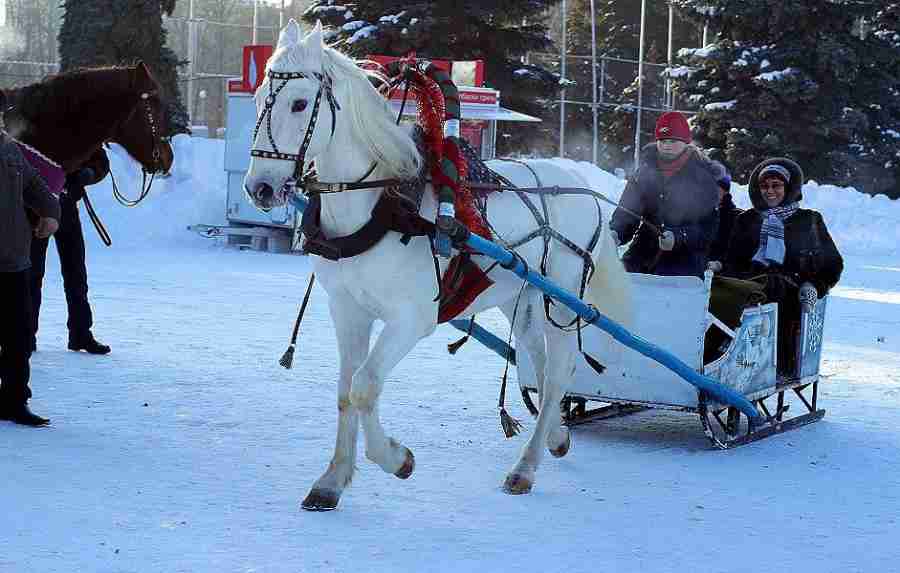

3,137,899,573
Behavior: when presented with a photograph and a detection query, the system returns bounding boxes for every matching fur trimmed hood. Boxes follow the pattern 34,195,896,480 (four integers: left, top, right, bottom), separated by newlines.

748,157,804,210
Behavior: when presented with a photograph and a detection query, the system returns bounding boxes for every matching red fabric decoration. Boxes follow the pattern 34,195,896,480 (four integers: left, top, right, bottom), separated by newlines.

442,138,491,239
438,254,494,323
395,66,492,241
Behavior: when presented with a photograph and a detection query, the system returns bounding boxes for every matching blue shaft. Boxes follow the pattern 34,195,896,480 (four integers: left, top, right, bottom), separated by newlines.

288,192,760,421
449,319,516,365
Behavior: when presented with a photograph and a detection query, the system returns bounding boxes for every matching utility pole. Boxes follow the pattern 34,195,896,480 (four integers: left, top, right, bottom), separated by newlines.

280,0,285,29
666,1,674,109
559,0,567,158
590,0,599,165
633,0,647,167
252,0,259,44
187,0,197,124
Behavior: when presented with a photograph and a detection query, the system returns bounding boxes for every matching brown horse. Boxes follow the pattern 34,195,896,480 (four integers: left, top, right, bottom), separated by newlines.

4,62,174,176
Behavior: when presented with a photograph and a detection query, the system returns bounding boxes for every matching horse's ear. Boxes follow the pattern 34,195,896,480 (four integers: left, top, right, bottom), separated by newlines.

305,20,325,48
300,21,325,66
134,61,158,91
277,19,301,50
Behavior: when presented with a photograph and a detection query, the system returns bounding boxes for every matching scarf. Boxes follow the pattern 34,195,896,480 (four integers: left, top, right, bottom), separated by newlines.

15,140,65,196
752,202,798,266
658,148,693,178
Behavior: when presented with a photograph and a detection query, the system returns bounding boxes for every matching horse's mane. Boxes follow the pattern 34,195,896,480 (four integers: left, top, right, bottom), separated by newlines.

10,65,156,123
267,41,422,179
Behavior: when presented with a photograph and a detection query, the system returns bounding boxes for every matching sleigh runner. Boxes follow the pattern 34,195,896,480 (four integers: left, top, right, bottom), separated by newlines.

511,272,829,449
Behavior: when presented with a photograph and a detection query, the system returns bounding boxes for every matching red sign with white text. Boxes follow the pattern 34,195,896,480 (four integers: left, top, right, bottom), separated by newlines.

241,45,274,92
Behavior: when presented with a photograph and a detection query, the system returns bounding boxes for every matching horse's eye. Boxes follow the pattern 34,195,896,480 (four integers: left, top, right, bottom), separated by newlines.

292,99,308,113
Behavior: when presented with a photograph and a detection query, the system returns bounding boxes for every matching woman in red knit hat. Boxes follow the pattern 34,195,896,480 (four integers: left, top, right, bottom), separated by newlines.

609,111,720,277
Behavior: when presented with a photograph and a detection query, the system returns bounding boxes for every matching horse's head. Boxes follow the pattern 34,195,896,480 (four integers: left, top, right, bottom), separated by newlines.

110,62,175,175
244,21,338,211
4,63,174,175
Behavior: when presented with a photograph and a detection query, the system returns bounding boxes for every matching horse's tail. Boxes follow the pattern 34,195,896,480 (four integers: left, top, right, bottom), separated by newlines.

583,227,633,330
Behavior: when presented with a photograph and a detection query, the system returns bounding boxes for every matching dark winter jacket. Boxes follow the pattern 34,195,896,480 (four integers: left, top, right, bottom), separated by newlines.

611,144,720,277
0,131,58,273
65,148,110,202
724,158,843,299
709,192,743,263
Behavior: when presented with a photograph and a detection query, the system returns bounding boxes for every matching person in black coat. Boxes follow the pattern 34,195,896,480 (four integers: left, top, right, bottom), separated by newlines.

724,157,843,373
610,112,720,278
30,148,111,355
0,99,59,426
707,161,742,271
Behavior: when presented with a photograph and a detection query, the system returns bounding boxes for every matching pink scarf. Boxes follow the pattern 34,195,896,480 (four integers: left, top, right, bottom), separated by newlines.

15,140,65,196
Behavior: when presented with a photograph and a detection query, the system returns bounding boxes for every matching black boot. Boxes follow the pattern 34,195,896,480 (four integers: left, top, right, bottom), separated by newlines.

68,333,111,355
0,403,50,427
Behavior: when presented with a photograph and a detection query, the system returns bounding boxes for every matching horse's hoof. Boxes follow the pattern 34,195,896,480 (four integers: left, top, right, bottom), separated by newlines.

301,488,340,511
549,430,571,458
502,473,533,495
394,447,415,480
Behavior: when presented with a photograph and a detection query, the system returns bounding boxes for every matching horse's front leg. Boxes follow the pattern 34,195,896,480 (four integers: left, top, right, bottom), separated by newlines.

349,315,434,479
302,294,374,511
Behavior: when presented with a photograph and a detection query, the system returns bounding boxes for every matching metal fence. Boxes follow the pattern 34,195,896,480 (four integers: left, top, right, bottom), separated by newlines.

528,51,698,169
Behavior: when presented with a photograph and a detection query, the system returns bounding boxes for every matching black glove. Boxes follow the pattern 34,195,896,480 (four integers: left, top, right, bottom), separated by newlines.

764,273,796,303
73,167,96,187
65,184,86,202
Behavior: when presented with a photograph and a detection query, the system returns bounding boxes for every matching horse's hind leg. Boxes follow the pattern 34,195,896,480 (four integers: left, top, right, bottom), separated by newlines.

499,291,570,459
302,295,373,512
504,300,580,495
350,315,433,479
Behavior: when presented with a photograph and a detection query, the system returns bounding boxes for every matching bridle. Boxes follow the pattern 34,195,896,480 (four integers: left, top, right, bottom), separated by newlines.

110,90,171,207
250,69,401,196
251,70,341,187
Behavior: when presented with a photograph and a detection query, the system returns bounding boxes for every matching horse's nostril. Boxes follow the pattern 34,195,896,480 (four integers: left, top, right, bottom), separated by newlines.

255,182,275,202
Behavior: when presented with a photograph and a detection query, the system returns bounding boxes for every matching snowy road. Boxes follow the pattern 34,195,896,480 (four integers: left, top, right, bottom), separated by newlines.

3,242,899,573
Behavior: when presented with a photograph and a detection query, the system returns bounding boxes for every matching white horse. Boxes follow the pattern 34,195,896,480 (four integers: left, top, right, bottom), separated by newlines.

244,21,632,510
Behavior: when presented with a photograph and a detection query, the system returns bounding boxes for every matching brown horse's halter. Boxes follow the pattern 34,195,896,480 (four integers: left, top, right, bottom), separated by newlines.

110,91,170,207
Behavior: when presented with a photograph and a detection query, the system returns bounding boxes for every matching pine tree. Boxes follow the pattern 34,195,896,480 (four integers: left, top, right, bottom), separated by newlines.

303,0,560,156
672,0,900,197
59,0,189,136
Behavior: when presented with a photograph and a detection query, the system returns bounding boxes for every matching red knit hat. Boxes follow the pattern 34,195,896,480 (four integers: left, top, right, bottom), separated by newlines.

655,111,692,143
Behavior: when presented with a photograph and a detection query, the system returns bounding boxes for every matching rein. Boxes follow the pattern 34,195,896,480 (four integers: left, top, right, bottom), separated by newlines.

111,93,168,208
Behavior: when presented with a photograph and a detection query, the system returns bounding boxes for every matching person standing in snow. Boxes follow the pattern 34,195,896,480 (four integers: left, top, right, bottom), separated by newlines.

610,111,720,278
29,148,111,355
707,160,742,272
0,90,59,426
723,157,843,373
